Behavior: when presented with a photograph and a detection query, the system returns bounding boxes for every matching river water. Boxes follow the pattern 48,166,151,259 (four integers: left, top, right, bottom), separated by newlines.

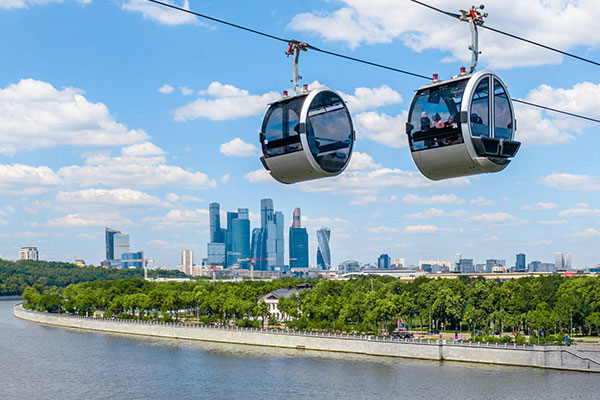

1,300,598,399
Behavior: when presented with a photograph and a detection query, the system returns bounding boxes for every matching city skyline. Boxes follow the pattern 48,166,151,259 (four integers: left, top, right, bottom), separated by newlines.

0,1,597,268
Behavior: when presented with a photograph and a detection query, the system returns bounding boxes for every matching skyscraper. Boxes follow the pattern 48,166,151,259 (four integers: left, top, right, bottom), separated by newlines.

378,254,391,269
18,247,38,261
316,227,331,270
182,250,193,275
105,227,130,266
231,209,251,264
258,198,284,271
209,202,224,243
516,253,526,271
289,208,308,268
555,252,572,270
251,228,267,270
121,251,143,269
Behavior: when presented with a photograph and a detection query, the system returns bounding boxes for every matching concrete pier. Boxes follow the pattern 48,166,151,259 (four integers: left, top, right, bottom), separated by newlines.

14,304,600,373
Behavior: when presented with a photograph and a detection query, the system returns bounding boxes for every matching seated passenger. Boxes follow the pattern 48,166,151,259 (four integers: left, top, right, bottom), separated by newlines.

420,112,432,131
432,113,444,129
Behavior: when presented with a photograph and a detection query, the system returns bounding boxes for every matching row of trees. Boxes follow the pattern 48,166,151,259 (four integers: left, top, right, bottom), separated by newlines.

0,259,185,295
22,275,600,338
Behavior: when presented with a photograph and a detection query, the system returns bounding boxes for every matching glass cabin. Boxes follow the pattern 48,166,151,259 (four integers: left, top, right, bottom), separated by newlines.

406,71,520,180
260,87,354,184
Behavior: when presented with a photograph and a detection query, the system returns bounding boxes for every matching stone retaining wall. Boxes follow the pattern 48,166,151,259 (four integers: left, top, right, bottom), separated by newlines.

14,305,600,373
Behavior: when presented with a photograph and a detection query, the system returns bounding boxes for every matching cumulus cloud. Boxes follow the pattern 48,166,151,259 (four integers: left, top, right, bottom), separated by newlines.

523,202,558,211
403,193,464,205
0,163,61,195
568,228,600,238
289,0,600,69
122,0,199,26
468,212,522,224
179,86,194,96
220,174,230,184
349,194,396,206
403,224,445,234
0,79,148,155
538,173,600,191
405,208,467,219
354,111,408,148
141,208,210,229
158,84,174,94
219,138,259,157
558,205,600,218
244,168,272,184
56,189,170,208
174,82,280,121
341,85,402,112
58,145,216,189
47,212,134,227
539,220,568,226
346,152,381,171
0,0,89,10
367,225,399,233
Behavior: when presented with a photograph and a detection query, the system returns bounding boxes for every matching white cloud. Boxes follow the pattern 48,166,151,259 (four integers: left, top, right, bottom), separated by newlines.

122,0,199,26
568,228,600,238
220,174,230,184
158,84,174,94
354,111,408,148
341,85,402,112
0,164,61,195
403,193,464,205
141,208,209,229
220,138,259,157
367,225,399,233
523,202,558,211
346,152,381,171
179,86,194,96
0,0,82,10
47,212,134,227
468,212,522,224
297,168,469,195
469,197,496,207
58,146,216,189
405,208,467,219
538,173,600,191
56,189,170,208
540,220,568,226
558,205,600,218
403,224,444,234
244,168,272,184
0,79,148,155
165,193,179,202
289,0,600,69
349,194,396,206
174,82,280,121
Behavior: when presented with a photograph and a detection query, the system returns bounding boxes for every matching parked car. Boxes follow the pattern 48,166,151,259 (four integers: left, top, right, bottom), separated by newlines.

391,328,413,339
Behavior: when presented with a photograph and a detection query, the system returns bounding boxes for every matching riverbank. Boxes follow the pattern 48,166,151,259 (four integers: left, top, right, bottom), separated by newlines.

0,295,22,301
14,304,600,373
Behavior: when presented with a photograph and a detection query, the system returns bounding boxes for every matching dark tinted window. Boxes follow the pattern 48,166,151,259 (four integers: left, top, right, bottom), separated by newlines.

470,78,490,137
306,91,353,173
262,97,304,157
493,79,513,140
408,80,466,151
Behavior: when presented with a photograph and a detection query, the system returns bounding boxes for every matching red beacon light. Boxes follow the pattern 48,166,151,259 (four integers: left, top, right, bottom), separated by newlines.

283,90,288,98
460,67,466,76
432,74,439,83
303,84,308,93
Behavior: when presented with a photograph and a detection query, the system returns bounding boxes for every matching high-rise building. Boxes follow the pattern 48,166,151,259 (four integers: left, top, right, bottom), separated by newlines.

289,208,308,268
555,252,572,270
258,198,284,271
316,227,331,270
121,251,143,269
516,253,526,271
378,254,391,269
209,202,224,243
182,250,193,275
456,258,474,273
251,228,267,270
394,258,405,269
207,242,226,266
338,259,360,274
231,209,250,265
485,259,505,273
105,228,130,266
18,247,38,261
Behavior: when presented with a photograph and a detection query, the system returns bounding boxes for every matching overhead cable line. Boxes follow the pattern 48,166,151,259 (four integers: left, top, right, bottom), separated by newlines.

145,0,600,125
408,0,600,68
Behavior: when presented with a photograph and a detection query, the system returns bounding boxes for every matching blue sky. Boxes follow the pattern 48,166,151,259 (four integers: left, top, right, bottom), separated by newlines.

0,0,598,268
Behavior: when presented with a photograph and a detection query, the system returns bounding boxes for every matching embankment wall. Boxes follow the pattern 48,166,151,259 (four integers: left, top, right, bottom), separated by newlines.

14,305,600,373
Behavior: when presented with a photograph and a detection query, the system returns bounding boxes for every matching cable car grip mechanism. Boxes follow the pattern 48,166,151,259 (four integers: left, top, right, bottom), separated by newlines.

285,40,309,93
459,5,488,74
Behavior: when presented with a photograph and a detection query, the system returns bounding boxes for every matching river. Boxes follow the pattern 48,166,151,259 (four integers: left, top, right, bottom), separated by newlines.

1,300,598,399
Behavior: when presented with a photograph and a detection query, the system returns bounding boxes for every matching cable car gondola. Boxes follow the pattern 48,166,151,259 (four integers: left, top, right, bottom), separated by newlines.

260,41,355,184
406,6,521,180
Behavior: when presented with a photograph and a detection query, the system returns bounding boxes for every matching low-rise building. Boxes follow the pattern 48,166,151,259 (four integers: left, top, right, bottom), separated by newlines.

258,283,312,321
